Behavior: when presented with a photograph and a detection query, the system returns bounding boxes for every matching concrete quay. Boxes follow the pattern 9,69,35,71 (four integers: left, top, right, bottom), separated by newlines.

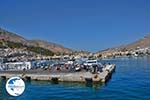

0,65,115,83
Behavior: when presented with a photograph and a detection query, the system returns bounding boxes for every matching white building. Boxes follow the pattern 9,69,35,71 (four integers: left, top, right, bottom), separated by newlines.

5,62,33,70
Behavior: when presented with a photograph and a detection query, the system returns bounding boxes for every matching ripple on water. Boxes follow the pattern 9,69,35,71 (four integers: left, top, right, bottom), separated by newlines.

0,57,150,100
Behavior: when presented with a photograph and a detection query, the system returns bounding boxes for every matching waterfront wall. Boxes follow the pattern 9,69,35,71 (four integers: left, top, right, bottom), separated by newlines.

0,65,115,83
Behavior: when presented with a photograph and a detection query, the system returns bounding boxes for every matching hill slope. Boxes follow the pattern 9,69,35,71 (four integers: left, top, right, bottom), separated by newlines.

0,28,73,54
29,40,72,54
0,28,28,45
97,36,150,54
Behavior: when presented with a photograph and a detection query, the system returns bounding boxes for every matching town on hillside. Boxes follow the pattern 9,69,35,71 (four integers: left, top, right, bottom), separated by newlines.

0,28,150,72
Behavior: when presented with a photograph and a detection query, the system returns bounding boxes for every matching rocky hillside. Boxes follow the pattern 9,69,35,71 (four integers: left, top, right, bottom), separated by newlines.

0,28,28,45
29,40,72,54
0,28,73,54
97,36,150,54
122,36,150,49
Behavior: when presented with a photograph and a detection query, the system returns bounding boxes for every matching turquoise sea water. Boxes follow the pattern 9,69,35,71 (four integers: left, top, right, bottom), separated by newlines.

0,57,150,100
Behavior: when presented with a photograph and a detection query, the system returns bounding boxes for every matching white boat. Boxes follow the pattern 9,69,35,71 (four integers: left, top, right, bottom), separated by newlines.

83,59,99,66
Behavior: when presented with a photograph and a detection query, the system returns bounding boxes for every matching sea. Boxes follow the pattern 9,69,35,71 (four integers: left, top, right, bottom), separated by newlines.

0,57,150,100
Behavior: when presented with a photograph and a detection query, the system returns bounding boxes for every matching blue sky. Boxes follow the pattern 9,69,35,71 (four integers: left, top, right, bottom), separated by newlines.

1,0,150,52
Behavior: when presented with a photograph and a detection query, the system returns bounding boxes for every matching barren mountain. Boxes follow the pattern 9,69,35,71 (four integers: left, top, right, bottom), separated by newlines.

97,36,150,54
29,40,73,53
0,28,73,54
122,36,150,49
0,28,28,45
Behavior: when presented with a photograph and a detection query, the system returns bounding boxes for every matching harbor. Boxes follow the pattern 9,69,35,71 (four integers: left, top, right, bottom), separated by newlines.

1,57,149,100
0,59,115,83
1,0,150,99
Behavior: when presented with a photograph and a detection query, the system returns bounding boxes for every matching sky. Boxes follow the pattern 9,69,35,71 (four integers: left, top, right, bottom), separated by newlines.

1,0,150,52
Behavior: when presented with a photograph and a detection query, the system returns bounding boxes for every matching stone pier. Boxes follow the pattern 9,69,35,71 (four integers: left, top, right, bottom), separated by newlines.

0,65,115,83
